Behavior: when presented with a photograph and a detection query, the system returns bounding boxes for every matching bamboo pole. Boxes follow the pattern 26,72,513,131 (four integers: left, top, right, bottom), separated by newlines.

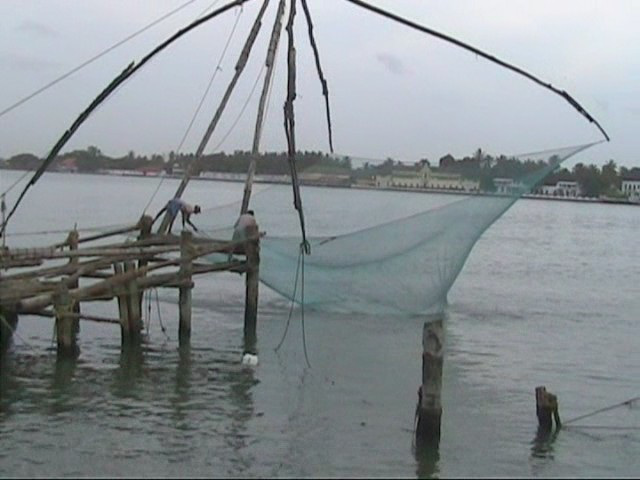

158,0,272,234
241,0,286,214
53,223,140,248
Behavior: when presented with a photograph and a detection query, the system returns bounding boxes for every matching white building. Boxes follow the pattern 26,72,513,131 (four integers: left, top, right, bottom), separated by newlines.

374,163,479,191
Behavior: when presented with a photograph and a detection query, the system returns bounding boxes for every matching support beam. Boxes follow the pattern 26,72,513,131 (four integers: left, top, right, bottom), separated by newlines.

416,316,444,445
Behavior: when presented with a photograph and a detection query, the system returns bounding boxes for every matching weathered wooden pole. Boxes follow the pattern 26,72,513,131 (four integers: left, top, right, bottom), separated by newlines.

54,286,78,357
66,229,80,334
535,386,561,432
416,315,444,445
136,214,153,312
124,260,143,343
179,231,194,345
113,262,132,344
243,223,260,353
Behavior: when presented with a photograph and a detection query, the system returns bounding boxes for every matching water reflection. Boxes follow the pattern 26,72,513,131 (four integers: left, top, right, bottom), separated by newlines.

529,426,560,476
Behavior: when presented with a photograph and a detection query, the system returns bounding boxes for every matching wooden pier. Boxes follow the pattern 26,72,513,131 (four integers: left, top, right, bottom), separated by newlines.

0,214,262,357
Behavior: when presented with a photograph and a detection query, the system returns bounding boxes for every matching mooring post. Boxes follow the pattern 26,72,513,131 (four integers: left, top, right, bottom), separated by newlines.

66,229,80,334
179,230,194,345
416,315,444,445
535,386,561,432
243,223,260,354
54,285,78,357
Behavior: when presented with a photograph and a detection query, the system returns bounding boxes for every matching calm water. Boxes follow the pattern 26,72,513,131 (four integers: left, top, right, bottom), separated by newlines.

1,171,639,478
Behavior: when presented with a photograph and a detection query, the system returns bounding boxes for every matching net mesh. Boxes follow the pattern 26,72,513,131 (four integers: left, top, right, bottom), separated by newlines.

194,141,597,317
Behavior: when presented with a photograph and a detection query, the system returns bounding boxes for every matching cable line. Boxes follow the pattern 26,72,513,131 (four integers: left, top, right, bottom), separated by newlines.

0,0,201,120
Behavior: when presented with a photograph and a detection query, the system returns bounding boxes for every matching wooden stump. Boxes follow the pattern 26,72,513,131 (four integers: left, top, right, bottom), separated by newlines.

416,316,444,445
535,386,561,432
54,287,78,357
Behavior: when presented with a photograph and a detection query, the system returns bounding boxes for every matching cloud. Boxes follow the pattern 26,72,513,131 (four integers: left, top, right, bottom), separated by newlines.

375,52,407,75
17,20,59,38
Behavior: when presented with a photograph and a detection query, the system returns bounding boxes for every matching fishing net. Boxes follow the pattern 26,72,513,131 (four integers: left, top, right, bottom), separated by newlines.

194,141,596,316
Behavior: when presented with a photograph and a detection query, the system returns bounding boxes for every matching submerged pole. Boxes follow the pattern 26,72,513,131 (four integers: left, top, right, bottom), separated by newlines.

416,316,444,445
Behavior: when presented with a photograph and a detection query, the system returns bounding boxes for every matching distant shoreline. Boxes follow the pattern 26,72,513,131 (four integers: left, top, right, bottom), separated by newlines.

2,167,639,207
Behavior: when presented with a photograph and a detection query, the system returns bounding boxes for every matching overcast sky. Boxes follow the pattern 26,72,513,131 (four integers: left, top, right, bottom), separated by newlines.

1,0,639,167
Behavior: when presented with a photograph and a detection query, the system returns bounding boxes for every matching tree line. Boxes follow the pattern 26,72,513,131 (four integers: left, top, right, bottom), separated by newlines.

2,146,638,198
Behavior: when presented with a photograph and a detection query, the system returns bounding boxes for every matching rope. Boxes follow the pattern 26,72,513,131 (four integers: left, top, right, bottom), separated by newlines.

564,396,640,425
0,0,200,120
142,3,244,214
275,246,303,351
564,425,640,431
154,287,170,341
211,64,267,152
1,169,32,197
0,312,38,353
300,243,311,368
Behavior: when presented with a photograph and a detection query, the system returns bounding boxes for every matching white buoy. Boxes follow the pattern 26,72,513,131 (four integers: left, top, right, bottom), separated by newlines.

242,353,259,366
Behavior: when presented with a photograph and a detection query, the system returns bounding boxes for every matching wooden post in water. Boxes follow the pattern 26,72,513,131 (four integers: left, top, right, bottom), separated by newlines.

535,386,561,432
114,262,132,344
124,260,143,343
243,223,260,353
54,285,78,357
66,229,80,334
136,214,153,314
416,316,444,444
179,231,194,345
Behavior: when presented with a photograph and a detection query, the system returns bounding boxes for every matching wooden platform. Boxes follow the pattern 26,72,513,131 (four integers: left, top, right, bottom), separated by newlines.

0,214,261,356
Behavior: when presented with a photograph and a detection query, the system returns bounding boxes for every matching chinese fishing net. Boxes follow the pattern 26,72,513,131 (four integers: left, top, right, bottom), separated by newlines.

193,141,598,317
